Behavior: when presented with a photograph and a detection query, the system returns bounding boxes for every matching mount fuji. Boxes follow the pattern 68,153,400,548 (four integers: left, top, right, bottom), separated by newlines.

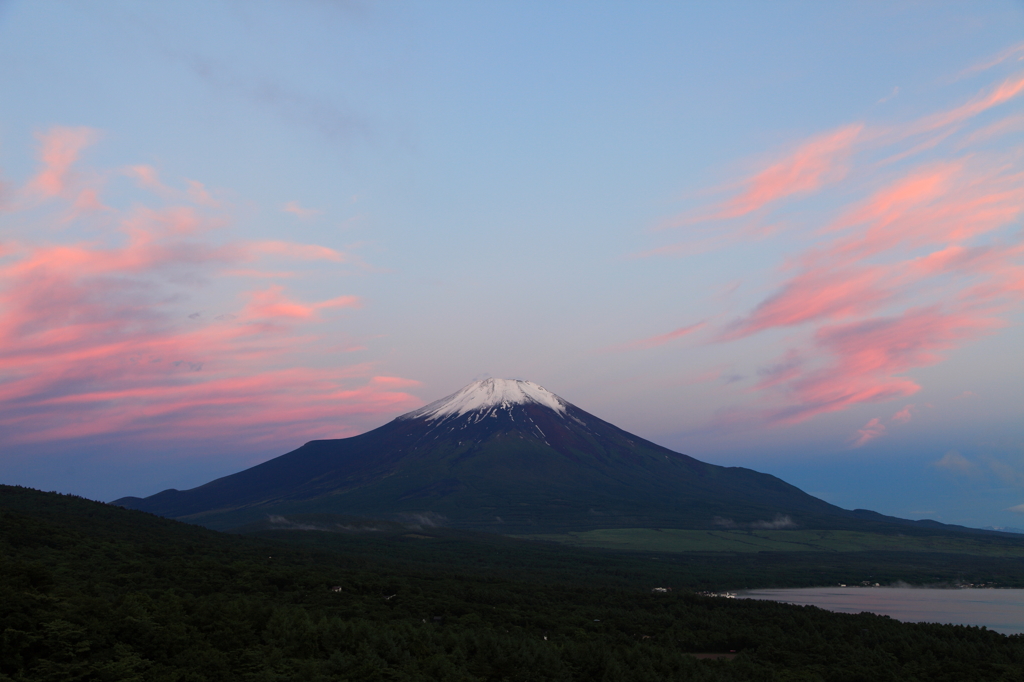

115,378,901,532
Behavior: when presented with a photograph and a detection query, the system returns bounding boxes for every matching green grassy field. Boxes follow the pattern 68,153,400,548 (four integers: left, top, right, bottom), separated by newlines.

515,528,1024,555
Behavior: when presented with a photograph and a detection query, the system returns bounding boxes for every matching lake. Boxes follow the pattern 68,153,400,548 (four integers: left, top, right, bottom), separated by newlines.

739,587,1024,635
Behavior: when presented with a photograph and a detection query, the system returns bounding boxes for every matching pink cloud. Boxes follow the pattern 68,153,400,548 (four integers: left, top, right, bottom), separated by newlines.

605,321,705,352
647,68,1024,252
658,125,863,230
369,376,423,389
67,188,111,219
826,163,959,235
283,201,323,219
240,285,360,322
877,86,900,105
721,265,893,341
252,240,349,262
762,305,1001,425
955,43,1024,79
688,73,1024,430
823,162,1024,265
850,418,886,448
128,167,223,209
720,125,864,219
960,113,1024,147
128,165,168,192
909,73,1024,137
186,179,220,208
241,285,325,321
891,404,914,424
317,294,362,310
223,269,298,279
0,133,421,454
26,127,98,198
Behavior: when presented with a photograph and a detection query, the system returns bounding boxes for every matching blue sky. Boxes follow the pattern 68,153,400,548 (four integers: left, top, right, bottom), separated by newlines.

1,1,1023,530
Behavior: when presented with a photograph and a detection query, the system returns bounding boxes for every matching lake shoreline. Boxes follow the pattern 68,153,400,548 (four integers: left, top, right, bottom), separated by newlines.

738,586,1024,635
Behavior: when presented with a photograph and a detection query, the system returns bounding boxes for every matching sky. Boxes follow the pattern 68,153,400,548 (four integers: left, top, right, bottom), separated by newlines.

1,1,1023,529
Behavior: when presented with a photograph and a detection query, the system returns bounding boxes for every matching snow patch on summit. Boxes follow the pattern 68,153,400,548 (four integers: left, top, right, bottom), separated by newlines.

400,378,567,421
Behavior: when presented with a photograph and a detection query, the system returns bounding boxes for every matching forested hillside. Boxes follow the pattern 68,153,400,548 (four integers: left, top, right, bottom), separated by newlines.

3,485,1024,681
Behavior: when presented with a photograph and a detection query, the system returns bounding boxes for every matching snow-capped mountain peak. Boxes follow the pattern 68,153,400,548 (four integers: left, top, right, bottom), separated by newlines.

400,378,568,421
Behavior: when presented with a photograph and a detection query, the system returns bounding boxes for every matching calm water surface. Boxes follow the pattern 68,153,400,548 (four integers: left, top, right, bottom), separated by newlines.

739,588,1024,635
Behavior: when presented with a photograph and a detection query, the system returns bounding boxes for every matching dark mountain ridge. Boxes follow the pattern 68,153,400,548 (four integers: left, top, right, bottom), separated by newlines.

115,379,976,535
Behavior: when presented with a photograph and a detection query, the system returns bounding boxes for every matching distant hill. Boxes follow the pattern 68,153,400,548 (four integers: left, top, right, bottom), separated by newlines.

114,379,1002,537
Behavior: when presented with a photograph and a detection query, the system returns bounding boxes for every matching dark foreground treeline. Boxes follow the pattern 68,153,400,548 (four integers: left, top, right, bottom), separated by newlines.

2,486,1024,681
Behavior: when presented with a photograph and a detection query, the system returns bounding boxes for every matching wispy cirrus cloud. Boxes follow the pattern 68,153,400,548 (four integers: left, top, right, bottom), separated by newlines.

656,125,863,231
953,42,1024,80
0,127,421,455
127,165,224,209
845,404,916,449
850,418,886,448
712,125,864,221
762,303,1003,425
960,113,1024,147
603,321,705,353
644,60,1024,256
283,201,323,219
891,404,914,424
251,240,348,262
241,284,360,322
25,127,99,199
897,73,1024,140
639,46,1024,438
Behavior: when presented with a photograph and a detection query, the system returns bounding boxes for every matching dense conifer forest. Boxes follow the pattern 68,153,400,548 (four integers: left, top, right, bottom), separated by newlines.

3,485,1024,681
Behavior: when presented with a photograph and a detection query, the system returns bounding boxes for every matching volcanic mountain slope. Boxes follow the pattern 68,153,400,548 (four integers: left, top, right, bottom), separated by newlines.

117,379,890,532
